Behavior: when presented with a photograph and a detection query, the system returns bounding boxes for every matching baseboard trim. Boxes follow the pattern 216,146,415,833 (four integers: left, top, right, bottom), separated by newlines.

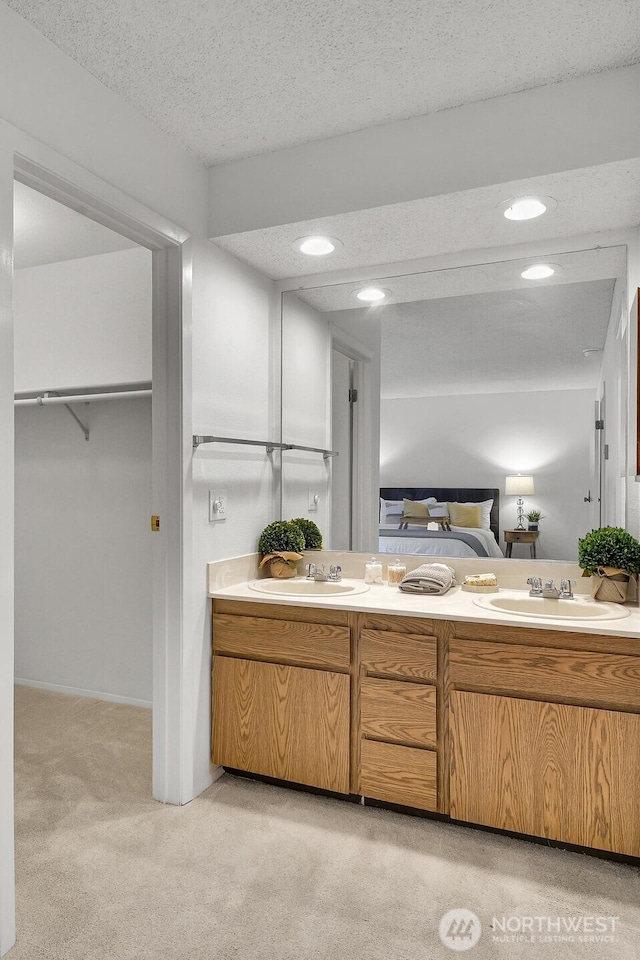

14,677,152,709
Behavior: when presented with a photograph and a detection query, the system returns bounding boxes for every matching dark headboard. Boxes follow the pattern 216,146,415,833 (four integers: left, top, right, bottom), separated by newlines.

380,487,501,541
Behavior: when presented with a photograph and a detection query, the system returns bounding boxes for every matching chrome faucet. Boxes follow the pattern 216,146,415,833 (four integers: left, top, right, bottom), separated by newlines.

527,577,574,599
527,576,543,596
541,580,561,599
307,563,342,582
558,578,574,599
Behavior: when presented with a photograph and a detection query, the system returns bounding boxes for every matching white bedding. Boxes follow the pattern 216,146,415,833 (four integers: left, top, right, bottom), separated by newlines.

379,526,504,559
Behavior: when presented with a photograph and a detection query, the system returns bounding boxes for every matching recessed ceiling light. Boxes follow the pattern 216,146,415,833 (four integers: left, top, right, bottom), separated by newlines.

295,235,339,256
521,264,556,280
355,287,388,303
583,348,603,357
499,196,557,221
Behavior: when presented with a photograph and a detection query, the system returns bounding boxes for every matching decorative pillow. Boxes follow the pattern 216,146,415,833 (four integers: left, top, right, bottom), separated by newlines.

424,501,449,518
447,502,483,528
379,499,404,523
402,498,432,519
457,499,493,530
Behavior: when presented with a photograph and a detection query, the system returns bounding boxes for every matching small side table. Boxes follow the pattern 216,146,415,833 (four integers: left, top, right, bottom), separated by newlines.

504,529,539,558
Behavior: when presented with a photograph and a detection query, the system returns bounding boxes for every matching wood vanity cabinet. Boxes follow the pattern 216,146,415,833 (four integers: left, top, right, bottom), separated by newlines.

357,613,441,811
448,622,640,857
211,600,351,793
211,599,640,858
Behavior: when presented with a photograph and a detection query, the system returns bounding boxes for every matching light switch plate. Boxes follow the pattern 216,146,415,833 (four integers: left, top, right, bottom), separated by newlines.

308,488,320,512
209,489,227,522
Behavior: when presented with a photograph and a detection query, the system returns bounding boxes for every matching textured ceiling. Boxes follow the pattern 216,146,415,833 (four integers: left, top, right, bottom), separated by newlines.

14,181,138,269
5,0,640,164
375,280,615,399
292,246,626,313
216,159,640,279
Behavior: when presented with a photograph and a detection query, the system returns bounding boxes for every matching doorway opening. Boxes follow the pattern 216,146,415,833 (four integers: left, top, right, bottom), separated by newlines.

11,156,186,807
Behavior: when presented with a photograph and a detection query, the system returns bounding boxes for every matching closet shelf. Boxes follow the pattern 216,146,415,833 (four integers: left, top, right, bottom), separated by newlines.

192,435,337,459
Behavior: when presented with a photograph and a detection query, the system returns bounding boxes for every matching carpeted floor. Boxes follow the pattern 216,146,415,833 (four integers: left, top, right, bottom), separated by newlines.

12,685,640,959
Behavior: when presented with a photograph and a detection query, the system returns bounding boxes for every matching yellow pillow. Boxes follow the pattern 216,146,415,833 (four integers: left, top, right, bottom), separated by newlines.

447,502,482,528
403,498,431,519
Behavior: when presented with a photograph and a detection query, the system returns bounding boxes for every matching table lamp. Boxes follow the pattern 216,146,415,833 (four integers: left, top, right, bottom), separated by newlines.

505,475,534,530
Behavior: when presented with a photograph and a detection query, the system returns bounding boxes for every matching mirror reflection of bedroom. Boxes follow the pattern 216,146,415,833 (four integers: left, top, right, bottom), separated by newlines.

282,244,628,562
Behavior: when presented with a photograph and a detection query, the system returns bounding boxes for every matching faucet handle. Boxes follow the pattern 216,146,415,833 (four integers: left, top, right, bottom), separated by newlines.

307,562,317,577
527,576,542,594
559,578,574,599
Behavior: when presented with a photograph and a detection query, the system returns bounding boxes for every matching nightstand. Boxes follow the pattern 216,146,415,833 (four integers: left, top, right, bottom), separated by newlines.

504,529,539,558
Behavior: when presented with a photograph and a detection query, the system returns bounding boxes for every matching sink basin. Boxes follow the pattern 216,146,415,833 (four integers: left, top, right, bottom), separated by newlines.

248,578,370,597
473,592,631,621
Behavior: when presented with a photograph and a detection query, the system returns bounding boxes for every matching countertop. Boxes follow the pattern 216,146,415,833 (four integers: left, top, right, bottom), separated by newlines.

209,572,640,639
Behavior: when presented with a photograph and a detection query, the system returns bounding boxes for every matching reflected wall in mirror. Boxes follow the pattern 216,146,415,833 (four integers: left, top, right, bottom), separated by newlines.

282,245,628,561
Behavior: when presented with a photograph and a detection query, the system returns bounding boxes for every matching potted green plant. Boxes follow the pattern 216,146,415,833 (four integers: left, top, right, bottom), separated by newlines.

525,509,545,531
578,526,640,602
290,517,323,549
258,520,305,578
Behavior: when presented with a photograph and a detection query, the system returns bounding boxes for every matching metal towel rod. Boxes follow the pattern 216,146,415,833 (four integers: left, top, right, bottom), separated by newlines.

192,435,337,458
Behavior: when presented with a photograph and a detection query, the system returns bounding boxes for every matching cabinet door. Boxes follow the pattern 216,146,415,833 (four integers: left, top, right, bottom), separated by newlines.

212,657,350,793
450,690,640,856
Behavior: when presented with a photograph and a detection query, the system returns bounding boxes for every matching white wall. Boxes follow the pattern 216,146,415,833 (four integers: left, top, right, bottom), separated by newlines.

14,247,152,392
14,399,152,703
281,293,331,535
13,248,153,704
380,388,594,560
188,238,279,798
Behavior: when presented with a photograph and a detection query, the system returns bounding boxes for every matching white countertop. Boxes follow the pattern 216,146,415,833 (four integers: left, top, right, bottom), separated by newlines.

209,569,640,639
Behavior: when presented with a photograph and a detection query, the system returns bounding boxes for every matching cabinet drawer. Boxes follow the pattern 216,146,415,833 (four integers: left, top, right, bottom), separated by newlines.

212,657,350,793
450,639,640,711
360,629,437,682
213,614,350,671
361,677,437,748
360,739,437,810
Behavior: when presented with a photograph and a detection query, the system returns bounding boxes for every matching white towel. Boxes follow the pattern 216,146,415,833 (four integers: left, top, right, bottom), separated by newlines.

399,562,456,595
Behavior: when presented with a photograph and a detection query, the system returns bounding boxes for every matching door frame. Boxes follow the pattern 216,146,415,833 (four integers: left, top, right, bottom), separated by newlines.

330,328,379,551
12,155,189,806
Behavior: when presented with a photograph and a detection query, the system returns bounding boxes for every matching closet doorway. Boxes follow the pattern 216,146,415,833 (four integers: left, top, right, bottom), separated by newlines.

11,162,185,806
14,179,154,724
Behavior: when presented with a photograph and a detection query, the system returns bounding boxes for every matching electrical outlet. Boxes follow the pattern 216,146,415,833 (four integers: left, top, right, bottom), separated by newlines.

308,488,320,512
209,489,227,522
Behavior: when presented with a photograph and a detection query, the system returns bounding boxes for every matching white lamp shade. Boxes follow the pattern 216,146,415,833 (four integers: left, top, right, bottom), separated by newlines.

505,475,535,496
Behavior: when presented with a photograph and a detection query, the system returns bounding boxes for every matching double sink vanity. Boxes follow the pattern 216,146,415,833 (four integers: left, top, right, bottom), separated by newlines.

208,552,640,859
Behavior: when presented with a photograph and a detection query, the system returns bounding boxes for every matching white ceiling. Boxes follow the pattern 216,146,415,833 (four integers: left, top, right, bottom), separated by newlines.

12,184,151,398
5,0,640,165
14,181,138,269
376,280,615,398
215,159,640,280
293,246,627,312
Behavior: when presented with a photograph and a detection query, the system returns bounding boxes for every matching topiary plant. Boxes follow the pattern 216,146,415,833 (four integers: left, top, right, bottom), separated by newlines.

578,526,640,575
258,520,305,556
290,517,323,549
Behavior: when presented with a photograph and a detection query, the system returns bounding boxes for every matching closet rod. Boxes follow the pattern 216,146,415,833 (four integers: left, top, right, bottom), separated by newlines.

14,389,152,406
193,435,337,458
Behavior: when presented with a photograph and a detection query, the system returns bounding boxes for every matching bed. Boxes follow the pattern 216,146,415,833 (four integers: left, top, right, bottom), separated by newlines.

379,486,503,559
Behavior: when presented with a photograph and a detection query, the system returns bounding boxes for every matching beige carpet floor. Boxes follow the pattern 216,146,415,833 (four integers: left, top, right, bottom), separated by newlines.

12,685,640,959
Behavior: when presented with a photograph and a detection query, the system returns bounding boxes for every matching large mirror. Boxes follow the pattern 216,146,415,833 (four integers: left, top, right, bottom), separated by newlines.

281,244,629,561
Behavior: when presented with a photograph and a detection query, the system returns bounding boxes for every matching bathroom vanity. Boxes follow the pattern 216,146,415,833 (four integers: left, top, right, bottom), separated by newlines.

209,561,640,859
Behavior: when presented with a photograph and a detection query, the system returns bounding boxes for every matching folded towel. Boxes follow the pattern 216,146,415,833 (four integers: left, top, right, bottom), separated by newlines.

399,562,456,595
